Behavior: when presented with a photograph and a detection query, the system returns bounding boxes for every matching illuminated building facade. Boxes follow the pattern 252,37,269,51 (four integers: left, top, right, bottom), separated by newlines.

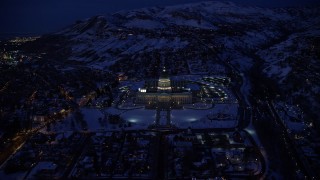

136,67,192,107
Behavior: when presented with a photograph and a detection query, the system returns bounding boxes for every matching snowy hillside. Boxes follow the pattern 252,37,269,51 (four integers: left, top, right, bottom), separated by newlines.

35,1,319,123
53,2,318,71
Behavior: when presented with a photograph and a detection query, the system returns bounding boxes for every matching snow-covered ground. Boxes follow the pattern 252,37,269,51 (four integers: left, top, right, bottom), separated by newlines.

274,102,307,133
124,19,165,29
48,102,238,132
49,108,106,132
120,108,156,127
172,104,238,129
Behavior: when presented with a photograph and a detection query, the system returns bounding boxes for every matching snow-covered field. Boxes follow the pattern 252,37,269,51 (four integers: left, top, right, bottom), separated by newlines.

49,102,238,132
172,104,238,128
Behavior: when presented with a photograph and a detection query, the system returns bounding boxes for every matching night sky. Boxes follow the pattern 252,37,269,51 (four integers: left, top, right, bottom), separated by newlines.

1,0,319,37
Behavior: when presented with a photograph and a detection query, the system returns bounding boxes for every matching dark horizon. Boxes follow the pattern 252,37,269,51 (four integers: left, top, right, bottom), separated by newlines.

1,0,320,38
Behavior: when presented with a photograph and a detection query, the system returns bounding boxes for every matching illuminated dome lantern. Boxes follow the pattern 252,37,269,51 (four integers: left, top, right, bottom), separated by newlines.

158,66,172,92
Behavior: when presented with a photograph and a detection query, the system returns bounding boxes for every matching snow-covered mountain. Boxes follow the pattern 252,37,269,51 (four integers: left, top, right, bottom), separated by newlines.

53,2,318,69
31,1,320,124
